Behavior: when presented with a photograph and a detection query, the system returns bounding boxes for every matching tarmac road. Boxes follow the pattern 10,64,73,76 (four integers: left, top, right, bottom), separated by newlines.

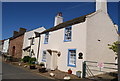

2,62,50,79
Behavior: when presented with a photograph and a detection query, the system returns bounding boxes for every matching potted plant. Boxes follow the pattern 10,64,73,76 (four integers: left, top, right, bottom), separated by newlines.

76,71,81,78
6,55,12,62
39,62,46,73
22,56,31,63
39,62,44,67
29,57,36,69
68,68,72,74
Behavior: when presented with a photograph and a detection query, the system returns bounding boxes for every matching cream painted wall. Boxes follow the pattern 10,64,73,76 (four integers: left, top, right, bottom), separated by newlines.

37,10,118,76
86,11,118,75
38,21,87,75
2,39,9,53
22,27,45,58
86,11,118,62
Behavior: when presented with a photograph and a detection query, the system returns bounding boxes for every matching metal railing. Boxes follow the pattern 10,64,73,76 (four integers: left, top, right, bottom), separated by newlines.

82,61,118,78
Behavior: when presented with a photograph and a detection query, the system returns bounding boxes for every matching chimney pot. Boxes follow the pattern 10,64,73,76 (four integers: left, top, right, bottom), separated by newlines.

57,12,62,16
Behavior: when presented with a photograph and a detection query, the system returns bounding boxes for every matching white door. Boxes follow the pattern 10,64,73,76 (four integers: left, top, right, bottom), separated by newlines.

46,52,51,70
51,52,58,70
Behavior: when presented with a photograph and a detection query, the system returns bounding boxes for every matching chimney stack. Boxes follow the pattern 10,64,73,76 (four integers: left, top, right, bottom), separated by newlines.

13,31,19,37
19,28,26,34
96,0,107,13
54,12,63,26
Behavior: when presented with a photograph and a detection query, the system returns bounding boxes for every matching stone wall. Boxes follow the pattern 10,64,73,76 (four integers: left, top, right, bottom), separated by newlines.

9,35,24,59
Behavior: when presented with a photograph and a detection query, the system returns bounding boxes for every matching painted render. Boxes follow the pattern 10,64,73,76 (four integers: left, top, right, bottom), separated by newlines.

0,40,3,52
38,21,87,75
22,27,46,58
86,10,118,75
2,39,9,53
37,11,118,76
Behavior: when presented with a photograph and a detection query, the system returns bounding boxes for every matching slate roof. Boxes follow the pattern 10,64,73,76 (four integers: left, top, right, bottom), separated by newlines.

39,12,95,35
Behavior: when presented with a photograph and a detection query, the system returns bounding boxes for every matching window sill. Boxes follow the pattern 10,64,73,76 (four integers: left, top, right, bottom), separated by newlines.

44,42,48,44
42,60,46,62
67,64,76,67
64,40,71,42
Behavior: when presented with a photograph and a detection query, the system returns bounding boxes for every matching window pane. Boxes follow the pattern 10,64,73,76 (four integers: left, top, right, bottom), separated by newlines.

65,26,72,41
42,51,46,61
68,49,76,66
44,33,49,44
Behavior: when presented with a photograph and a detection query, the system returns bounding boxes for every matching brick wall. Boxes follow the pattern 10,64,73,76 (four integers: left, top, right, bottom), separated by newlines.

9,35,24,59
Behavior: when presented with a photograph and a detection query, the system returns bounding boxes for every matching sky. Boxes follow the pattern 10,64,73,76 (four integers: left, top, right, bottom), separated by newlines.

2,2,119,40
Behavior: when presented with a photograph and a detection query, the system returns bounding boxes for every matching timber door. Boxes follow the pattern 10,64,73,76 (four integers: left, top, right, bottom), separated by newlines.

12,46,15,56
46,51,58,70
51,52,58,70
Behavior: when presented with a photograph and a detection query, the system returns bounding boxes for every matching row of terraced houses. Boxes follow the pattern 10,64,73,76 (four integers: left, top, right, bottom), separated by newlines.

2,0,119,78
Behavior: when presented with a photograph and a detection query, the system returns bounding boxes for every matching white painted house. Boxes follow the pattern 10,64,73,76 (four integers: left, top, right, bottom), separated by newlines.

22,27,46,59
2,39,9,54
35,0,118,77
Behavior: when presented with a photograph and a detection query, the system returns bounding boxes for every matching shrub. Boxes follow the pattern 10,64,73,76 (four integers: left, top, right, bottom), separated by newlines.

22,56,31,63
28,57,36,64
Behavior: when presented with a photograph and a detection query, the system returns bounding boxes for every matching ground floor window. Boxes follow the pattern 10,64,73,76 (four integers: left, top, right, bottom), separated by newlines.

68,49,76,67
42,50,47,62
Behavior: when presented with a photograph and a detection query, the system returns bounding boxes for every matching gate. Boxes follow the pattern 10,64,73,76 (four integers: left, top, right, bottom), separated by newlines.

82,61,118,78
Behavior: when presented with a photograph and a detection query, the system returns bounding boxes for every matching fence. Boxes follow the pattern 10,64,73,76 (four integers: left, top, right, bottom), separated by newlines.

82,61,118,78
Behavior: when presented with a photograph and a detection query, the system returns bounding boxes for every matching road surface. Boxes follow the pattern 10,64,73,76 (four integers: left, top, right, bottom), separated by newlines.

0,52,55,81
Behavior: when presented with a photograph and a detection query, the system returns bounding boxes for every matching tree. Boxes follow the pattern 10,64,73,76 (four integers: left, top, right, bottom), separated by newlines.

108,41,120,59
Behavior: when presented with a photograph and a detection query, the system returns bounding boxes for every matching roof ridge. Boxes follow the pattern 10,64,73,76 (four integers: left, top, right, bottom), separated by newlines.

39,11,96,34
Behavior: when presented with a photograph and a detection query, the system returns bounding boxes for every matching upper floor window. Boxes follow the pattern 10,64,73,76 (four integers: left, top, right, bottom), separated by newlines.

44,32,49,44
64,26,72,42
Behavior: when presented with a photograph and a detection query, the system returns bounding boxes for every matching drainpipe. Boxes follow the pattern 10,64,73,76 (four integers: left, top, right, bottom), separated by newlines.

29,37,33,57
82,61,86,78
29,39,32,57
37,35,41,62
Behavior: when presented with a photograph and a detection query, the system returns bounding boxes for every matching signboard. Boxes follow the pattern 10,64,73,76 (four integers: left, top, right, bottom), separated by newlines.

97,62,104,68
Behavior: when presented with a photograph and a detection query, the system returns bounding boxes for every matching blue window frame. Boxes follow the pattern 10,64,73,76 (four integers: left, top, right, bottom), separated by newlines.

64,26,72,42
42,50,47,62
68,49,76,67
44,32,49,44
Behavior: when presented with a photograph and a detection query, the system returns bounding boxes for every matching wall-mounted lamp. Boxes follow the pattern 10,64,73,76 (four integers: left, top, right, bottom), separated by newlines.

78,52,83,59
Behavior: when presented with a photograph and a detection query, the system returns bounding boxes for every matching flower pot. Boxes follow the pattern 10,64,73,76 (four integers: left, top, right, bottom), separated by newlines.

39,68,46,73
76,71,81,78
29,65,36,69
68,70,72,74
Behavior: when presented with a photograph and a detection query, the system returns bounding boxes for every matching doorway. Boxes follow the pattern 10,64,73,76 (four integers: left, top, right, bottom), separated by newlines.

12,46,15,56
46,50,58,70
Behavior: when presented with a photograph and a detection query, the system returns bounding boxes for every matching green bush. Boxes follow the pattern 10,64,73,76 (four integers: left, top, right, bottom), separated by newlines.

28,57,36,64
22,56,31,63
